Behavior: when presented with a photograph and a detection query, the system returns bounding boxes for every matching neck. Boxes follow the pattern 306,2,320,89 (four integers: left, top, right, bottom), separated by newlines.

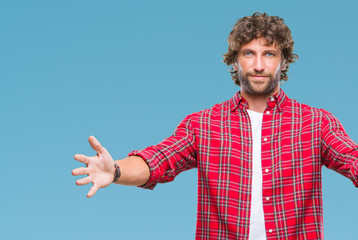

241,86,280,113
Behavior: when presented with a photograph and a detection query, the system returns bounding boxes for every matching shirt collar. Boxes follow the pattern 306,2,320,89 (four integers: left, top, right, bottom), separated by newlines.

229,89,288,112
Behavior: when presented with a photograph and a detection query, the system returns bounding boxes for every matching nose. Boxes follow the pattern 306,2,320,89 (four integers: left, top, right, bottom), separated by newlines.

253,56,265,72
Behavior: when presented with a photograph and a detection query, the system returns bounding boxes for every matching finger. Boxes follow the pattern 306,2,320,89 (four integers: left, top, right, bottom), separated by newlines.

76,176,92,186
87,184,99,198
74,154,90,165
88,136,104,154
72,167,90,176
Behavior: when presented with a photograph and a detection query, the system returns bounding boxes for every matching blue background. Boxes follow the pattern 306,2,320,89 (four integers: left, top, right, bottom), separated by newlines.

1,0,357,239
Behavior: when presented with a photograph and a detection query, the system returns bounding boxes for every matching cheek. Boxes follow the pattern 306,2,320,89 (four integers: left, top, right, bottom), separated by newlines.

268,62,281,74
237,61,251,73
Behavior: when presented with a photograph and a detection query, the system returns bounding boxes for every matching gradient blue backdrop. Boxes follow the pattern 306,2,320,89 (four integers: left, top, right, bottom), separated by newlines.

1,0,357,239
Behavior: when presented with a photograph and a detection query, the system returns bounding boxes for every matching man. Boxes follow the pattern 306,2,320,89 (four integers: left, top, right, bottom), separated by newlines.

72,12,358,239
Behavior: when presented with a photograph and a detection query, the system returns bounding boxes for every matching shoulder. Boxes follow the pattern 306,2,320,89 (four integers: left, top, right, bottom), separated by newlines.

284,95,342,128
183,97,233,129
285,96,327,117
190,97,232,118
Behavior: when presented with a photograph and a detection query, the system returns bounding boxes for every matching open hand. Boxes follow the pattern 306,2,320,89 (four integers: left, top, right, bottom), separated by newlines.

72,136,115,198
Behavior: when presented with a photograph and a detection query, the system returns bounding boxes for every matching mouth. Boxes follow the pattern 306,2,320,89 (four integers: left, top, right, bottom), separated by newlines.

249,74,269,78
249,75,269,82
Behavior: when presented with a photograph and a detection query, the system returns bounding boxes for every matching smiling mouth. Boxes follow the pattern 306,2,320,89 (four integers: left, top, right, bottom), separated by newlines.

249,75,269,78
249,75,269,82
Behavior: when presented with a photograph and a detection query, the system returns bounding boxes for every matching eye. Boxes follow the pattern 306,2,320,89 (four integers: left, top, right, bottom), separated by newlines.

266,52,275,57
243,51,253,56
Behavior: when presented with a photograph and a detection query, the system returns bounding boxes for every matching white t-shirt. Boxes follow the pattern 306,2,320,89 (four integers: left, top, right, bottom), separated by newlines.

247,110,267,240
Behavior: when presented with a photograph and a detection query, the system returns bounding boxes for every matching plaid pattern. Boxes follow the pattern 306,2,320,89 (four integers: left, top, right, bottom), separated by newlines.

129,90,358,240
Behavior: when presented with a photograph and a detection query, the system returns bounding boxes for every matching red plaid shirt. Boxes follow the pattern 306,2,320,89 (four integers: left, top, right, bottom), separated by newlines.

129,90,358,239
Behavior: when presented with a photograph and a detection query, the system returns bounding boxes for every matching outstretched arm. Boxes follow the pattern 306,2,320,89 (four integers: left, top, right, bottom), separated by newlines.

321,110,358,187
72,136,150,198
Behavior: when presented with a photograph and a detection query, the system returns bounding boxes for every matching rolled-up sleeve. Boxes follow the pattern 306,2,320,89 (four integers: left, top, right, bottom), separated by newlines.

128,114,197,190
321,109,358,187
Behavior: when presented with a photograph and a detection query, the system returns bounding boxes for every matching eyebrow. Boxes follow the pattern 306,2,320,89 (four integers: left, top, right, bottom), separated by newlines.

240,48,280,54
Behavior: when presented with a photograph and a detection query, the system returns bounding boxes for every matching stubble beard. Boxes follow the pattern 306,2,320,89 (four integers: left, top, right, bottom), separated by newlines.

237,63,282,97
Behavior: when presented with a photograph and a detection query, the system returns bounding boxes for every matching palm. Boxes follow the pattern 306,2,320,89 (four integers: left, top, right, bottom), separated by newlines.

72,136,115,198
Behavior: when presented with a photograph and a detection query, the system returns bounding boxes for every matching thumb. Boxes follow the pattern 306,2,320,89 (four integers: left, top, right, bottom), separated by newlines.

88,136,104,153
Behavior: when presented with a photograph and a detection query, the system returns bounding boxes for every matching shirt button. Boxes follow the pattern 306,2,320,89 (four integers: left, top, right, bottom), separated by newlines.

265,169,269,173
266,197,270,201
269,229,273,233
264,137,268,141
266,111,270,114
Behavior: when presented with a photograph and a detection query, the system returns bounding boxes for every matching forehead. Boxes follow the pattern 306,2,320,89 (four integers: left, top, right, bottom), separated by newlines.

240,37,280,52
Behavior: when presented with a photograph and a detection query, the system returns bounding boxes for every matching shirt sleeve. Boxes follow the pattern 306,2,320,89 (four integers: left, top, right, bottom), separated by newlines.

128,114,197,190
321,109,358,187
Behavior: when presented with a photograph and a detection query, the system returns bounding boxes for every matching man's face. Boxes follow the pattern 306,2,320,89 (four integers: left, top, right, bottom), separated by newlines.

234,37,285,96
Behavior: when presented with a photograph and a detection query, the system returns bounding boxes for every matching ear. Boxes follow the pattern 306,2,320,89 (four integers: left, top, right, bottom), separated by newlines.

233,63,238,71
281,62,287,71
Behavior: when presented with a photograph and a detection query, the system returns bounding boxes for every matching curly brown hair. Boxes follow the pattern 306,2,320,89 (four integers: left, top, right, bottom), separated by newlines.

223,12,298,85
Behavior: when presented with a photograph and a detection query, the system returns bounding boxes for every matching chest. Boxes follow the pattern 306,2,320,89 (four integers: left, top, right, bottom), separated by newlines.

195,110,322,181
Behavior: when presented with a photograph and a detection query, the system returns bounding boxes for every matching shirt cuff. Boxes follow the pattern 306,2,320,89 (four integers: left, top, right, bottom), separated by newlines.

352,159,358,188
128,148,161,190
